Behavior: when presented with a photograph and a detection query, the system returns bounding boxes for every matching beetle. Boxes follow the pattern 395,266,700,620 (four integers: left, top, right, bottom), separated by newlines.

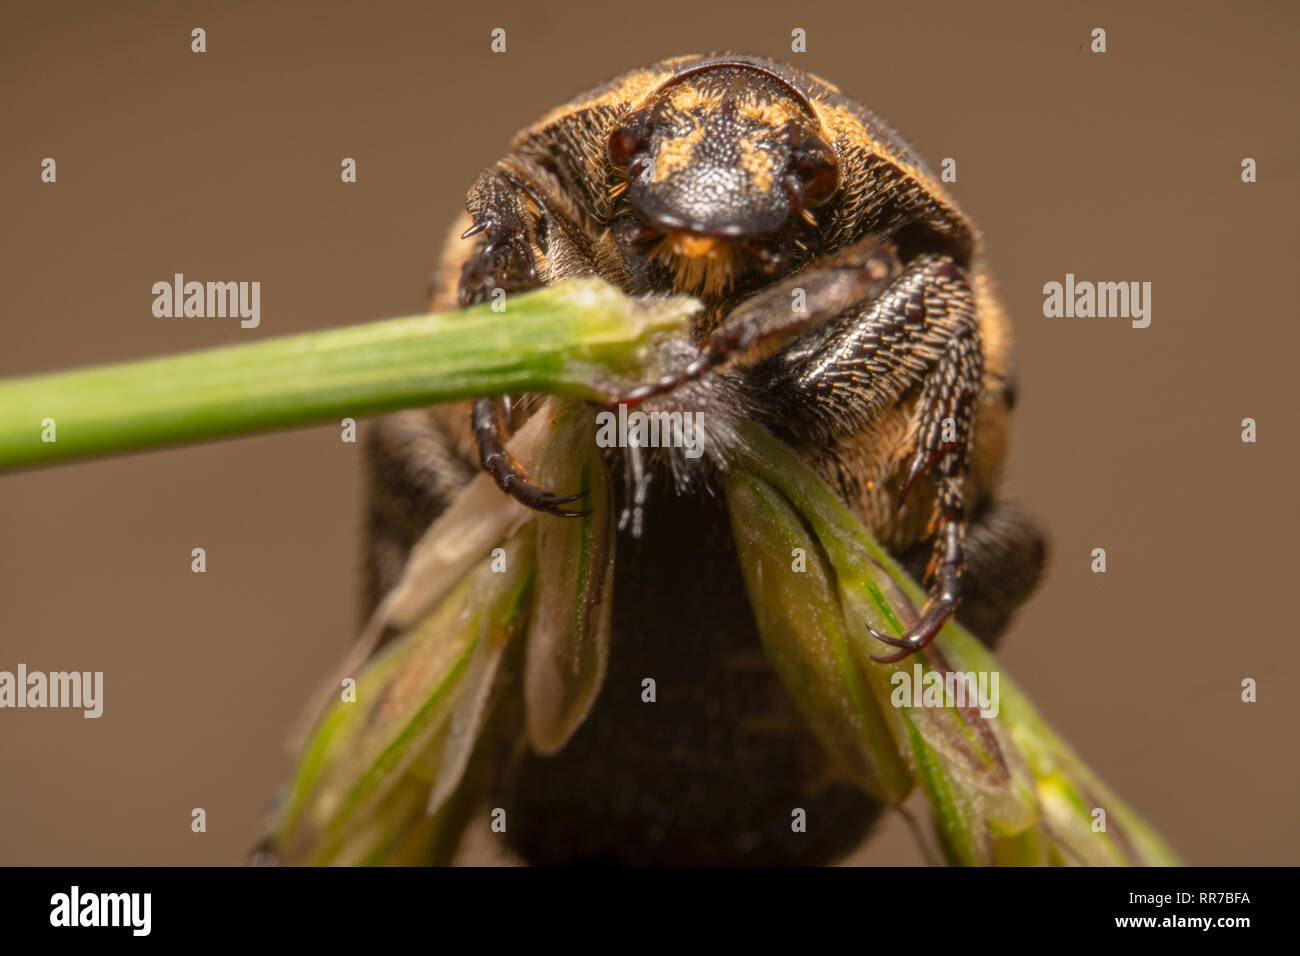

358,54,1046,865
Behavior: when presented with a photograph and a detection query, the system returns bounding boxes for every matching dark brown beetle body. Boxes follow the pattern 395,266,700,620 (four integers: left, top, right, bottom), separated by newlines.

364,55,1046,864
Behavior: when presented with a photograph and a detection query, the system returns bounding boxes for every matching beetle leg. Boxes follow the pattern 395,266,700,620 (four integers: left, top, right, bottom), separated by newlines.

458,170,542,305
762,253,984,659
866,498,963,662
458,168,592,517
897,496,1047,648
472,396,589,517
612,237,901,407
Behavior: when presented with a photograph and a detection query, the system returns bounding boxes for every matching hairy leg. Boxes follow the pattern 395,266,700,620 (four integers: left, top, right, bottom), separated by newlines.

758,253,986,659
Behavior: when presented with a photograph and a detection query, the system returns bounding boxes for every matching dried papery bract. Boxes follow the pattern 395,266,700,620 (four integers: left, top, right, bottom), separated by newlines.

274,524,535,866
524,402,616,755
284,408,555,752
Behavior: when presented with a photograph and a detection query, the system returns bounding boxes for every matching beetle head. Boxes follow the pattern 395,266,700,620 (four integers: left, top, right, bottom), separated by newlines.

608,61,840,294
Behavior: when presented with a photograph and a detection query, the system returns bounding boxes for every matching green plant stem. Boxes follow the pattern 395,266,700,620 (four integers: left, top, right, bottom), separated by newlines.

0,279,695,470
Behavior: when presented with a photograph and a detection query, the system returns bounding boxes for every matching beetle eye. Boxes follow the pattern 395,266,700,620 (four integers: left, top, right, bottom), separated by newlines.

791,135,840,207
608,114,650,169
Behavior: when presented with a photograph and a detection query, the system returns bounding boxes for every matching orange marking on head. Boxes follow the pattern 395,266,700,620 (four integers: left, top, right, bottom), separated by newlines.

653,124,706,178
738,140,776,193
669,234,722,257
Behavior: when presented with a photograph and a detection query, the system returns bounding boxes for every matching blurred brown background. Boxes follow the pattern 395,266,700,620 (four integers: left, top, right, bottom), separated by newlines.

0,0,1295,865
